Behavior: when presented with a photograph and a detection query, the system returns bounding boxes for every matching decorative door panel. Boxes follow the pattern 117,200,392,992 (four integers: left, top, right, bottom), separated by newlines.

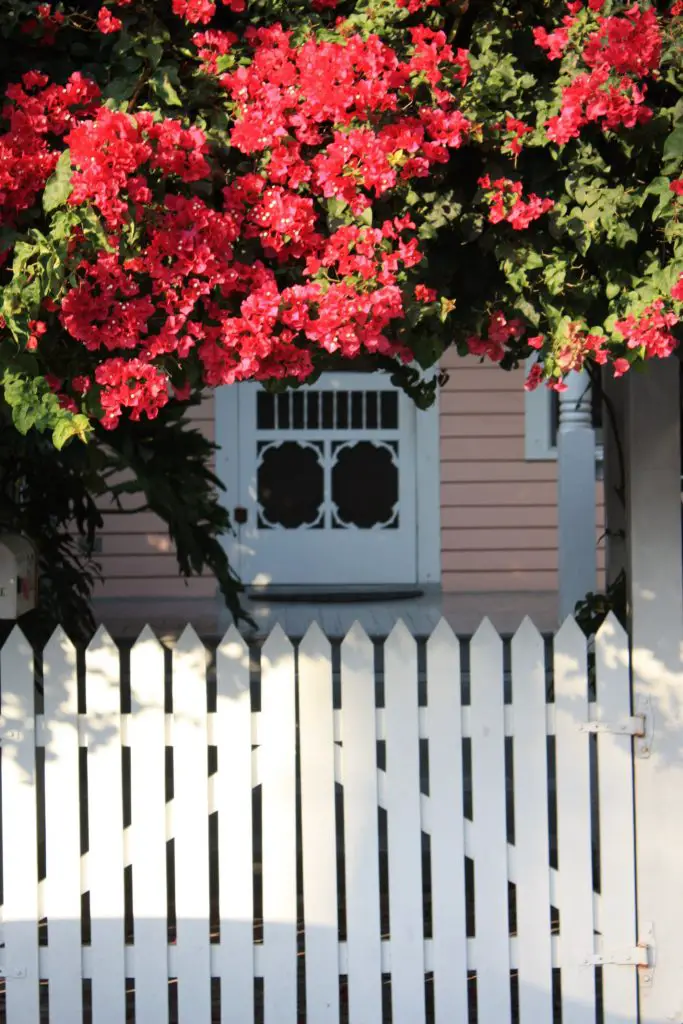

236,374,417,586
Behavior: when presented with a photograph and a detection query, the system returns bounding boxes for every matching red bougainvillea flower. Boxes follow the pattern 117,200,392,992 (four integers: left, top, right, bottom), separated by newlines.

415,284,437,302
478,175,554,229
614,300,679,359
95,358,170,429
397,0,440,11
582,5,661,77
96,6,123,32
671,275,683,303
172,0,216,24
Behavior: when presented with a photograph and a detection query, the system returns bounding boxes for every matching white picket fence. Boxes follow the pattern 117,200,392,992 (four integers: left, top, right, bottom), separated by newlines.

0,615,641,1023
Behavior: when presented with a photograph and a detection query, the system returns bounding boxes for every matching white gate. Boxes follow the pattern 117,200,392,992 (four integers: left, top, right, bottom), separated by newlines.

0,615,646,1022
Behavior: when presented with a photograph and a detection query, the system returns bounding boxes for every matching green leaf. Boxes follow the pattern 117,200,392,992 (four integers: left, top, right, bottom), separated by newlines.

43,150,72,214
663,128,683,166
149,66,182,106
53,414,92,450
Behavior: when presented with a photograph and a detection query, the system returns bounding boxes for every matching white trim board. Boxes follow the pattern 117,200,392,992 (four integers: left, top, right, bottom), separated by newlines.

214,376,441,587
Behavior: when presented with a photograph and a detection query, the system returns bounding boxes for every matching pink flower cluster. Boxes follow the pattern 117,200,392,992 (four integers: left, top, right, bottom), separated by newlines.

66,109,210,227
467,312,525,363
538,3,662,144
0,71,100,226
614,300,679,360
478,175,554,230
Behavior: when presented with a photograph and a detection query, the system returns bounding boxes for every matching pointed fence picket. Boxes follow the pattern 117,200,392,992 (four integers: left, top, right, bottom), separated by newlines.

42,628,82,1023
129,626,168,1024
298,624,339,1024
215,626,254,1024
425,620,468,1023
86,627,126,1024
339,622,383,1023
0,629,40,1024
469,619,512,1022
260,626,297,1024
0,616,643,1024
594,615,637,1024
172,626,212,1022
554,618,596,1024
510,619,553,1023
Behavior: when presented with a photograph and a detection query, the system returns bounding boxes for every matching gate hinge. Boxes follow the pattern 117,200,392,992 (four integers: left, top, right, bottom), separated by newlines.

583,947,649,968
579,715,645,737
579,696,653,758
583,922,655,988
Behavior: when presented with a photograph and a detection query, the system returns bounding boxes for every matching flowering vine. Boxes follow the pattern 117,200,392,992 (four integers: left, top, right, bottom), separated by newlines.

0,0,680,444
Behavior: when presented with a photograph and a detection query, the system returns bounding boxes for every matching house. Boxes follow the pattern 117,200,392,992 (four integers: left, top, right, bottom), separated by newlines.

91,350,606,635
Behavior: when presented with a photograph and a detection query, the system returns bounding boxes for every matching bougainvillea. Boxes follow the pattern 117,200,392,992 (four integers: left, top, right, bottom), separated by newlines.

0,0,681,446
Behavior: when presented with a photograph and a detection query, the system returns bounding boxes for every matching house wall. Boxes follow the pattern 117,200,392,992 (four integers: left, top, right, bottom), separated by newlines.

93,394,216,599
94,360,606,599
439,350,605,593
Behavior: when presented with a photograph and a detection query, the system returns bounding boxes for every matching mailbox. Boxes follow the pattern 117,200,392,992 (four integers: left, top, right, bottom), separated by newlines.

0,535,38,619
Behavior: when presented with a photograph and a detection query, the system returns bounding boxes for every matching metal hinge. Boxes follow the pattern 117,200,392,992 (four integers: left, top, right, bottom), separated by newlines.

583,948,649,967
579,715,645,736
579,696,653,758
583,923,655,988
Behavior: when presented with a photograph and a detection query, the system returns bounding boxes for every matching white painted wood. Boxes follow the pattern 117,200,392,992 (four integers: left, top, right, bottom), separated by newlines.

601,372,626,587
414,390,441,585
43,628,83,1022
594,614,637,1024
215,627,254,1024
0,628,40,1024
384,620,425,1024
627,357,683,1024
557,370,597,621
525,357,604,463
553,617,595,1023
298,623,340,1024
340,622,383,1023
172,626,212,1021
86,626,126,1023
469,619,512,1023
425,619,468,1023
215,384,242,578
130,626,168,1023
260,625,297,1023
232,373,419,586
511,618,553,1023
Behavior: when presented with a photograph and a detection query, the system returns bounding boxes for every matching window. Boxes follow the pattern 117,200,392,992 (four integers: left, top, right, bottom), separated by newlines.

525,358,604,460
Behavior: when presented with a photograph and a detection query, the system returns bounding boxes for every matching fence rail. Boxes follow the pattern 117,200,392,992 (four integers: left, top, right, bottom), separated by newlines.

0,615,638,1023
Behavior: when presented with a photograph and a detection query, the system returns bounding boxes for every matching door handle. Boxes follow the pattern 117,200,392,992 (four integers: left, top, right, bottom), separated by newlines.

234,506,248,525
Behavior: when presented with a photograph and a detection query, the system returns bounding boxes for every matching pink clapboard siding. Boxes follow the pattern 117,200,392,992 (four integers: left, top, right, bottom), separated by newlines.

439,351,605,593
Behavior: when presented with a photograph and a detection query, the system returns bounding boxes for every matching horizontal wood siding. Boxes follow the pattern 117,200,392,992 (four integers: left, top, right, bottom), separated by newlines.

94,393,217,600
439,353,605,593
